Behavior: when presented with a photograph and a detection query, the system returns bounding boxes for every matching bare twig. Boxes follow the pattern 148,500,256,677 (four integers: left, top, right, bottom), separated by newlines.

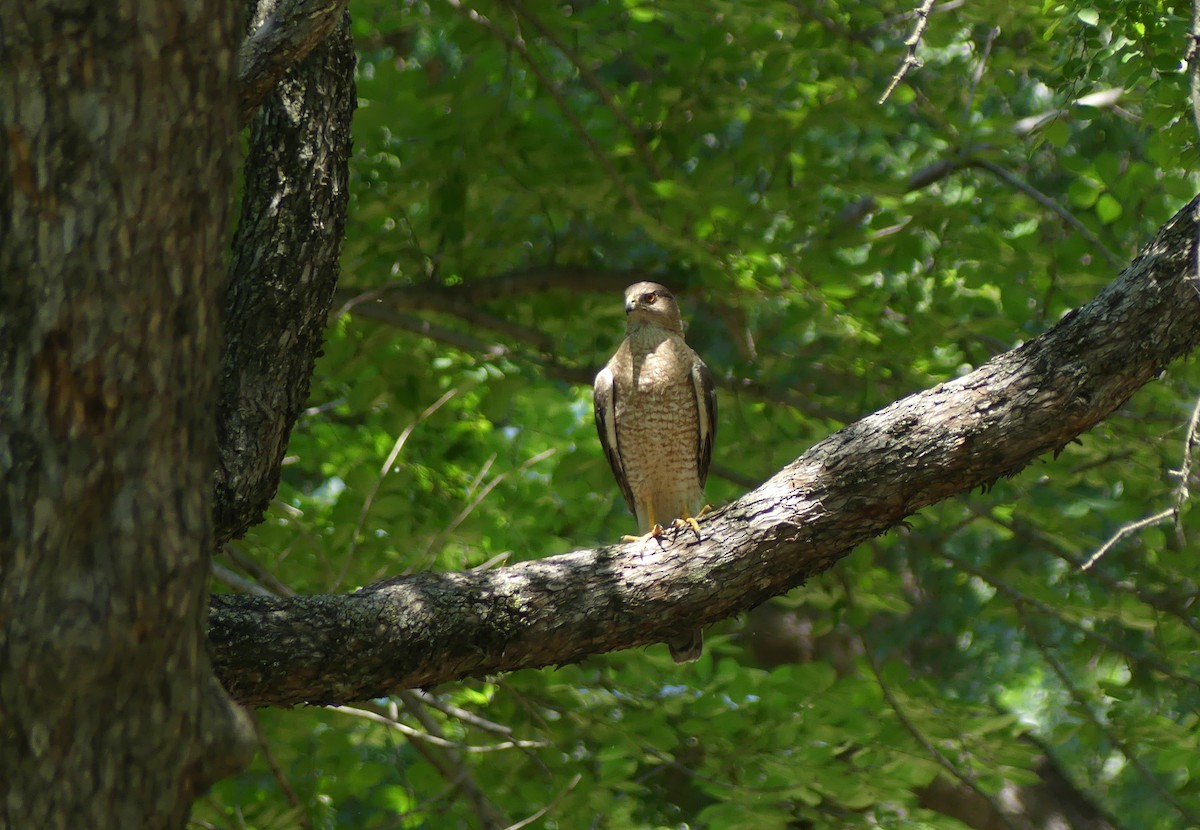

211,563,276,597
337,283,853,428
1022,609,1200,827
223,543,295,597
881,0,964,25
349,305,532,367
970,158,1124,270
1012,87,1127,136
842,575,1022,830
378,704,507,830
408,690,516,738
1080,508,1175,570
504,0,662,180
398,293,556,352
878,0,938,104
967,504,1200,637
1174,392,1200,536
445,0,644,214
327,705,546,752
251,715,313,830
332,388,459,591
471,551,513,570
501,773,581,830
943,548,1200,690
962,27,999,128
412,448,557,573
399,267,648,303
398,691,508,829
1188,0,1200,142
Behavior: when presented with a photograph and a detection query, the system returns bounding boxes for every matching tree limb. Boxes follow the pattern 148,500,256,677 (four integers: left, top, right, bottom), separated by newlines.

210,195,1200,708
878,0,938,104
238,0,350,125
215,13,355,545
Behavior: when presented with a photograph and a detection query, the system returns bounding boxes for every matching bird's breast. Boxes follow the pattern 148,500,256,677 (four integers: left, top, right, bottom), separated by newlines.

626,335,694,391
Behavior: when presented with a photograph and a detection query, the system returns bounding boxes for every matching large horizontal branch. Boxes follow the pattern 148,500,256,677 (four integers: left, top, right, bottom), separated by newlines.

209,196,1200,708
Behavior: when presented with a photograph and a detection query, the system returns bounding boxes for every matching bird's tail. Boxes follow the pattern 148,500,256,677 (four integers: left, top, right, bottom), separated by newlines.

668,628,703,663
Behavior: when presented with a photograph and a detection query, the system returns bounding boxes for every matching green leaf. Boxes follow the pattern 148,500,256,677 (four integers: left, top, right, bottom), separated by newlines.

1095,192,1123,223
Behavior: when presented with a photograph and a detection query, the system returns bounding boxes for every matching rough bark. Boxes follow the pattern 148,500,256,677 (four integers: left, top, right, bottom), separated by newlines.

209,196,1200,708
214,6,354,545
0,2,254,828
237,0,350,125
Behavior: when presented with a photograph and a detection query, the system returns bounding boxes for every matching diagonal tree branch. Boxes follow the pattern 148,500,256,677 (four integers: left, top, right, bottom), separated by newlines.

878,0,939,104
215,13,355,545
210,195,1200,708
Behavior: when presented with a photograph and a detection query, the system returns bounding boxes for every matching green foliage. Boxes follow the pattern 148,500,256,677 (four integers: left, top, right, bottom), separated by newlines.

200,0,1200,827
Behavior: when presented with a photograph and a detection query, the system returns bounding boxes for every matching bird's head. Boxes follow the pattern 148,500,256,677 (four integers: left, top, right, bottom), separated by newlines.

623,281,683,333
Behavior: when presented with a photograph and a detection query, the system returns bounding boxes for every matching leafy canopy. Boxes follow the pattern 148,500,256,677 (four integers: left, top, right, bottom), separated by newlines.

201,0,1200,828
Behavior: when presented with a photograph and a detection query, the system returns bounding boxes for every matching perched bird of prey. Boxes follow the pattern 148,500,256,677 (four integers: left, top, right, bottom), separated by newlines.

594,282,716,662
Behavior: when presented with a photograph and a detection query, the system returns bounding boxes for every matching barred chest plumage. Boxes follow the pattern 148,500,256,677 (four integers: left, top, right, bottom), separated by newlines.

609,326,705,533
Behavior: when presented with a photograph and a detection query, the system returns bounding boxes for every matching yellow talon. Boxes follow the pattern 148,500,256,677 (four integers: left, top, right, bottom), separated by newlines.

671,505,711,540
672,516,702,537
622,524,665,545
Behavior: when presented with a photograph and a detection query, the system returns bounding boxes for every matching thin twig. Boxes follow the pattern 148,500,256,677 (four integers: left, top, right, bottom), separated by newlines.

1080,508,1174,570
967,503,1200,637
350,305,530,367
409,690,516,738
252,714,313,830
211,563,276,597
841,574,1022,830
413,447,557,572
943,548,1200,690
501,773,582,830
328,705,546,752
398,691,509,829
962,27,999,128
1188,0,1200,142
1173,392,1200,537
471,551,513,570
1022,607,1200,827
445,0,644,214
504,0,663,180
223,543,295,597
384,711,507,830
466,453,499,499
332,388,459,591
878,0,938,104
970,158,1124,270
881,0,964,26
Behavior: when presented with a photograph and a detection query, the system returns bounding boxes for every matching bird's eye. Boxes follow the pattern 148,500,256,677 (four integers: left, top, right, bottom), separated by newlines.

642,292,657,304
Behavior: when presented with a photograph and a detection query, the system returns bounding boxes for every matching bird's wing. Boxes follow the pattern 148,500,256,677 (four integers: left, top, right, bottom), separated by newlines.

594,365,636,514
692,356,717,488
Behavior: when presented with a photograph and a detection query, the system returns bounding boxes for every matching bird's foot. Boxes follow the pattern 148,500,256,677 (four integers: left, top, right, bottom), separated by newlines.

671,516,702,539
621,524,666,545
671,505,712,541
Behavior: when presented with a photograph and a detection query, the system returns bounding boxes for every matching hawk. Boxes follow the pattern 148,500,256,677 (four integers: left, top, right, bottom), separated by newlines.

594,282,716,662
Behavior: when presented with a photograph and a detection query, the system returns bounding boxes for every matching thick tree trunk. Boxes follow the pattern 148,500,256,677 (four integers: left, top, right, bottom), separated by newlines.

209,196,1200,708
0,3,253,828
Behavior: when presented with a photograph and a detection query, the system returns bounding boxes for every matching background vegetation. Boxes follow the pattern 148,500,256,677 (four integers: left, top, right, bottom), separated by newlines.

197,0,1200,827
